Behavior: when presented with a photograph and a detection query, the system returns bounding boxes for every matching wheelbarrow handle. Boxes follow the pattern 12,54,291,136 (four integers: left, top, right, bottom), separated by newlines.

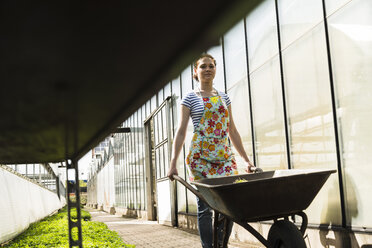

173,175,207,203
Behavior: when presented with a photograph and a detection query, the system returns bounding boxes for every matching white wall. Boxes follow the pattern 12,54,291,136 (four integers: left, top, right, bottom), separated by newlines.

0,167,66,244
96,157,115,209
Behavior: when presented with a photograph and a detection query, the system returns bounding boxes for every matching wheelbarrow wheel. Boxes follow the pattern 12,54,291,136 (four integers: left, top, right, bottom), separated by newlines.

268,220,306,248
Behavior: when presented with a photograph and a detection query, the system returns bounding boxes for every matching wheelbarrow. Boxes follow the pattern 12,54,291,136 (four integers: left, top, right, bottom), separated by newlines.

173,168,336,248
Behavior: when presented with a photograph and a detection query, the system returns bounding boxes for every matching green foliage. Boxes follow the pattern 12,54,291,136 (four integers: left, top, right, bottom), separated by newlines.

68,193,87,206
3,207,135,248
80,194,88,206
70,208,91,221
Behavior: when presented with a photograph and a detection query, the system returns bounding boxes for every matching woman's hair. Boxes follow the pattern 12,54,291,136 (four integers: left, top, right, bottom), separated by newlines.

193,53,216,82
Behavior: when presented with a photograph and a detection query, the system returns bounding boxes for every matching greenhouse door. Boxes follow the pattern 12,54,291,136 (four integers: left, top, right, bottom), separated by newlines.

144,97,176,226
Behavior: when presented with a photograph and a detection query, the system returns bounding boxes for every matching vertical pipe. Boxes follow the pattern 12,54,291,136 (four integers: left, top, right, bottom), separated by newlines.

243,17,257,167
221,37,227,93
274,0,292,169
321,0,347,227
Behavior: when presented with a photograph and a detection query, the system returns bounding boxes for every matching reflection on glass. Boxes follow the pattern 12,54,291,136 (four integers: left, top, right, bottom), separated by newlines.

282,23,340,225
325,0,351,16
224,20,254,172
329,0,372,228
278,0,323,49
207,42,225,92
227,80,253,173
250,57,287,170
246,0,279,72
224,20,247,90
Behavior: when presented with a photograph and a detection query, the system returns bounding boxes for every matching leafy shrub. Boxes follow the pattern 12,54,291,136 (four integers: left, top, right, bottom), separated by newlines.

70,208,91,221
3,207,135,248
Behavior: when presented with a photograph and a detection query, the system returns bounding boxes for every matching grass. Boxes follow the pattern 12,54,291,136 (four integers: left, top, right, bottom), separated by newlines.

2,207,135,248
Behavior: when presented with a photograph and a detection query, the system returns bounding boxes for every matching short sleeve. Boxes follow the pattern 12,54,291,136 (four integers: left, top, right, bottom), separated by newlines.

180,92,193,109
219,92,231,107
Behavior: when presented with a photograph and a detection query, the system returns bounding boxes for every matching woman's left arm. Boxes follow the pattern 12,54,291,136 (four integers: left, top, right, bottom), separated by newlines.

228,105,255,172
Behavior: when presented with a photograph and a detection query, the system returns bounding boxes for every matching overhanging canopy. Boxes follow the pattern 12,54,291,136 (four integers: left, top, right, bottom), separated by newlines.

0,0,262,164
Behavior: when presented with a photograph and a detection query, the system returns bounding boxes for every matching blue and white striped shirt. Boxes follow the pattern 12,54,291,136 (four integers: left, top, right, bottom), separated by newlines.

181,91,231,129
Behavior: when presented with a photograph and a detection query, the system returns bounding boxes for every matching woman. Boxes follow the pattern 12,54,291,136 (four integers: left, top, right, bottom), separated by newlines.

167,53,255,248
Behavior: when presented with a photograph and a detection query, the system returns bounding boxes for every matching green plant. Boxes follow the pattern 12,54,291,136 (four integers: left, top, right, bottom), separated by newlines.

70,208,91,221
3,207,135,248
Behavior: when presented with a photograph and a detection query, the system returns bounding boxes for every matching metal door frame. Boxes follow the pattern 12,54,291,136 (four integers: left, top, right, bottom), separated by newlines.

144,96,177,225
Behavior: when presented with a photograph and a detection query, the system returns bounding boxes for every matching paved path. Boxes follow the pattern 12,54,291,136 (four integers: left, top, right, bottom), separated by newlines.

86,208,256,248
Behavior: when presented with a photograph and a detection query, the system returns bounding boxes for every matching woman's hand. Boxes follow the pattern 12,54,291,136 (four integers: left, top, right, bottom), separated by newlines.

244,160,256,173
167,166,178,181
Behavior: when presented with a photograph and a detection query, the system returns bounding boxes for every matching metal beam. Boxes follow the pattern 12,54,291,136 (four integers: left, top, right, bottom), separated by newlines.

66,159,83,248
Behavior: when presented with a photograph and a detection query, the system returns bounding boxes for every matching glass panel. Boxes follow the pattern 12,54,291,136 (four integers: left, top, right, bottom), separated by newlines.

227,81,253,173
171,77,181,135
157,111,162,142
325,0,352,16
17,164,26,174
164,82,171,98
159,146,164,178
164,142,169,174
224,20,247,90
158,88,164,104
181,65,195,181
283,24,337,169
158,112,163,143
153,113,158,145
207,42,225,92
181,66,197,213
156,148,160,179
141,106,146,209
181,65,193,98
250,57,288,170
171,77,188,212
146,100,151,118
224,19,253,172
162,107,167,140
135,110,140,209
130,116,136,208
125,133,129,208
282,23,341,225
329,0,372,228
187,187,198,214
151,95,157,113
278,0,324,49
246,0,279,72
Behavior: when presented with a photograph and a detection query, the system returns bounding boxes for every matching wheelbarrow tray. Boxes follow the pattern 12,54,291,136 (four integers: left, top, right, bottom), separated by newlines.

191,169,336,223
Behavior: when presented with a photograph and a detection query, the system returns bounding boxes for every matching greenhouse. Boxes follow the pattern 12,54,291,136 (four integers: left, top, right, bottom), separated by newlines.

1,0,372,247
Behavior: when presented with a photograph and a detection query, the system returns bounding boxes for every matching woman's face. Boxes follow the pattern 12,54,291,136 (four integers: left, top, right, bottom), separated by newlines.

194,57,216,83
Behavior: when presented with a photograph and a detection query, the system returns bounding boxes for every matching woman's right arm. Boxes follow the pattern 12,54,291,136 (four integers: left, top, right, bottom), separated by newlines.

167,105,190,180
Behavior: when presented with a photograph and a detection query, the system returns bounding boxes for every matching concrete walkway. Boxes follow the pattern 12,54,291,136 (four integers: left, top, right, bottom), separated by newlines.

86,208,256,248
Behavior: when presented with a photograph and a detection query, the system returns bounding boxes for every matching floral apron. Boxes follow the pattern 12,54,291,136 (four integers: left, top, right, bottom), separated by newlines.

186,92,238,181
